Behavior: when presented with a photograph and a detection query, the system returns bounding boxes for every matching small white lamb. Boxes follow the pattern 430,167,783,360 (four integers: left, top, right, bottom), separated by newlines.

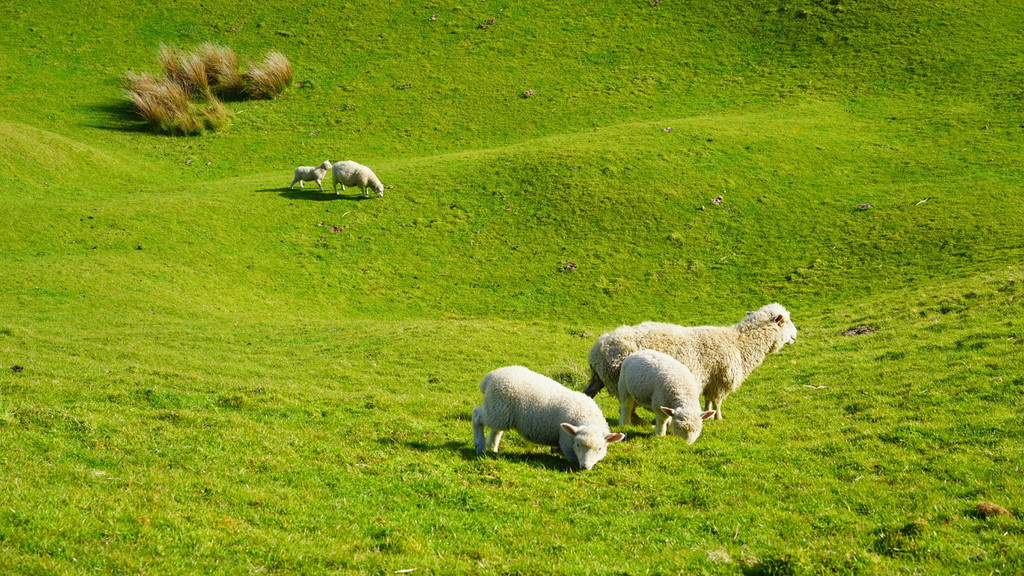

618,349,716,443
472,366,625,470
585,303,797,421
331,160,385,198
290,160,332,192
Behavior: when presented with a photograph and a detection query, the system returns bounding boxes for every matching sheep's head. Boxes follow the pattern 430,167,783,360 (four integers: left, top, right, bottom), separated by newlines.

561,423,625,470
373,181,385,198
661,407,716,444
743,303,797,351
320,160,332,170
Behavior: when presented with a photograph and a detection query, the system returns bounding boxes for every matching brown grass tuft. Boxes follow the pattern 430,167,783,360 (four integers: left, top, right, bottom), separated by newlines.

243,51,293,99
196,42,241,96
125,44,290,133
158,44,210,96
124,72,196,133
197,96,231,131
976,501,1013,518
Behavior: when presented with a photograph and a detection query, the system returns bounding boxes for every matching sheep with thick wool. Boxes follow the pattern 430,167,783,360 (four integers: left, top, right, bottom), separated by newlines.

584,303,797,420
472,366,625,470
289,160,332,192
331,160,385,198
618,349,716,443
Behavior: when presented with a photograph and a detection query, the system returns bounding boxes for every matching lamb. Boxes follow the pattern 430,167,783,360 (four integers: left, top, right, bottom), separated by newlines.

618,349,716,443
289,160,332,192
331,160,385,198
584,303,797,421
472,365,625,470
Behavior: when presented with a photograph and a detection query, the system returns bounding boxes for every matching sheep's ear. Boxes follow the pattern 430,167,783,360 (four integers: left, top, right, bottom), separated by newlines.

660,406,676,417
701,410,716,420
561,423,580,436
605,432,626,444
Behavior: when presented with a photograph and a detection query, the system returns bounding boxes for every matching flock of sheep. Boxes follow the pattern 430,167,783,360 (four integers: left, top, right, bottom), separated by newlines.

288,159,799,471
473,303,798,470
290,159,385,198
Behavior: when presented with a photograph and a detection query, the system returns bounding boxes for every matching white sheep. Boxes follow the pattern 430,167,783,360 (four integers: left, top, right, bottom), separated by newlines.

289,160,332,192
331,160,385,198
618,349,716,443
472,365,625,470
584,303,797,421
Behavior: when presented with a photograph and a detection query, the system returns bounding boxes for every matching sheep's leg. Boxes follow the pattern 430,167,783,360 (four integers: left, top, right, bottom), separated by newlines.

709,398,723,420
290,178,299,189
316,179,324,193
630,406,642,425
472,407,487,455
333,181,339,195
362,186,369,198
486,429,503,453
618,397,635,427
654,411,669,436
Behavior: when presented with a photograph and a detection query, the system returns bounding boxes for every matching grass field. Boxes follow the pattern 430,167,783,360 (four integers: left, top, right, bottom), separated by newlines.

1,0,1022,574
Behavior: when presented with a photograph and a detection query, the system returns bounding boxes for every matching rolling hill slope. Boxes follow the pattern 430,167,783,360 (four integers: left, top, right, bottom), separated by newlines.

1,0,1022,574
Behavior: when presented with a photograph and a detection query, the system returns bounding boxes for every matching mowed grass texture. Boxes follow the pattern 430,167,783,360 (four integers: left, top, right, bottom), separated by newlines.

1,0,1023,574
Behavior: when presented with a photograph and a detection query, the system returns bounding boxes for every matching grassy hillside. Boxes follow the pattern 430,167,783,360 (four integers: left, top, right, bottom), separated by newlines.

1,0,1022,574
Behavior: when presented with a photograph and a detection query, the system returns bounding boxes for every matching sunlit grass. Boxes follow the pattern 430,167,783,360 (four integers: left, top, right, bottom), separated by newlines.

1,0,1023,573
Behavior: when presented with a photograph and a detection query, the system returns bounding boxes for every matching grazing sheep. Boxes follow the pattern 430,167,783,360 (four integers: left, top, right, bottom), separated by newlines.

584,303,797,421
618,349,716,443
290,160,332,192
472,366,625,470
331,160,385,198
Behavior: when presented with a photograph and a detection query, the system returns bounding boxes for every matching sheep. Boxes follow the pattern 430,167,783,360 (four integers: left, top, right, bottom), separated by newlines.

472,365,625,470
289,160,332,192
331,160,385,198
618,349,716,443
584,303,797,421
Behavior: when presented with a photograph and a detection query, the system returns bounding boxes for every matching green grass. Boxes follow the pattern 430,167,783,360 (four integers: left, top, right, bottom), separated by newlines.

1,0,1023,573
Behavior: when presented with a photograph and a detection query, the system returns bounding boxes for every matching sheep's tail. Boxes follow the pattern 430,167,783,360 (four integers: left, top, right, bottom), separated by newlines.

582,366,604,398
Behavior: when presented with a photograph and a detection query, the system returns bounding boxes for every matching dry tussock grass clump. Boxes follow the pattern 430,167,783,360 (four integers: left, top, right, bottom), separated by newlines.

125,44,289,133
243,51,293,99
124,72,196,133
125,71,230,135
197,96,230,131
158,45,210,96
196,42,241,96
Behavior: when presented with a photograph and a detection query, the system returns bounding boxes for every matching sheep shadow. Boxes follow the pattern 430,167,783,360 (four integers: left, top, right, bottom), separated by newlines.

401,439,575,471
273,188,371,202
